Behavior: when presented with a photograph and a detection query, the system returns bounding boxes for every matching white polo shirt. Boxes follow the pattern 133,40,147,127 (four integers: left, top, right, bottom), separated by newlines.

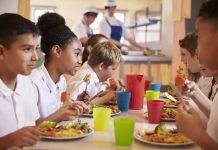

72,21,93,39
67,62,107,100
99,16,130,40
0,75,39,137
207,93,218,143
30,65,67,120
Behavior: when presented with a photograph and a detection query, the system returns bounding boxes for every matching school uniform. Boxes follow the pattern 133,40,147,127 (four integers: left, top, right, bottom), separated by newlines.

67,62,107,100
0,75,39,137
197,76,213,99
72,21,94,39
207,92,218,143
30,65,67,119
99,16,130,42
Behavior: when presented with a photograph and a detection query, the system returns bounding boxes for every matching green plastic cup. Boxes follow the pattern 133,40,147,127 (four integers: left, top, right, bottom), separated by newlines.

114,118,135,146
145,90,160,101
93,107,111,131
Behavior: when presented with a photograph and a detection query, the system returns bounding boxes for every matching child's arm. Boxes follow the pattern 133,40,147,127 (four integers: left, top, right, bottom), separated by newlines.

36,101,88,124
176,103,218,150
0,126,40,149
184,80,212,117
90,91,115,105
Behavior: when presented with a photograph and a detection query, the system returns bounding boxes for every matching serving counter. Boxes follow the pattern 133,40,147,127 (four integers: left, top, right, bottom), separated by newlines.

115,55,172,84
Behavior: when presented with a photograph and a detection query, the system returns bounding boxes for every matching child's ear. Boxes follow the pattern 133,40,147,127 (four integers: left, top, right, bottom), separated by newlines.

98,62,105,71
51,45,62,58
0,44,5,60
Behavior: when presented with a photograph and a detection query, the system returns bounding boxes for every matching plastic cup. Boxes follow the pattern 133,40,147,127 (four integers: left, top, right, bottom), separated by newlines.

144,80,150,91
150,83,161,91
147,100,164,124
114,118,135,146
116,91,131,112
93,107,111,131
145,90,160,100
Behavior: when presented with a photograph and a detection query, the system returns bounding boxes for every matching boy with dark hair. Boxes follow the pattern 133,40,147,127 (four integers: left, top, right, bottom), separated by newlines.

0,13,40,149
176,1,218,149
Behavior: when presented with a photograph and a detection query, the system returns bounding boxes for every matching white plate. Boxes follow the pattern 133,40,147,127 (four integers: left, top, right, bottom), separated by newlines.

81,111,121,117
41,130,94,140
144,112,176,122
134,132,193,146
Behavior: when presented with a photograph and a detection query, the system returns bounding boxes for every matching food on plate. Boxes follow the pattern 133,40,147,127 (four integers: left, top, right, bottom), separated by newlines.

61,91,71,103
138,123,192,144
38,121,58,128
83,74,91,82
84,104,120,115
162,108,177,119
175,66,187,87
38,120,92,138
164,99,176,106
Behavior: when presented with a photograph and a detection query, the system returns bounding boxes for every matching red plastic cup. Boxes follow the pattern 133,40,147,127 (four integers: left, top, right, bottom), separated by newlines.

144,80,150,91
147,100,164,124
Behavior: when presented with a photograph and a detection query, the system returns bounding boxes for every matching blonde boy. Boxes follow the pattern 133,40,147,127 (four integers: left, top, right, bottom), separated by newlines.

68,41,122,104
0,13,40,149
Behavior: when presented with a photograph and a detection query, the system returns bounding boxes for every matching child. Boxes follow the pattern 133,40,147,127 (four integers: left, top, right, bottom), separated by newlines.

68,41,123,105
30,12,87,124
176,1,218,149
0,13,40,149
179,32,213,98
82,34,108,64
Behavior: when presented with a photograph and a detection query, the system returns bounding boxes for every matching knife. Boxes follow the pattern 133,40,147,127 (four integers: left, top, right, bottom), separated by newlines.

164,92,177,102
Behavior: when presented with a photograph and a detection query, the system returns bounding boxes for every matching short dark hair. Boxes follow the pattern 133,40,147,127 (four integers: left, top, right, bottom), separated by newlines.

0,13,39,49
82,34,108,64
179,32,198,57
198,0,218,29
37,12,78,60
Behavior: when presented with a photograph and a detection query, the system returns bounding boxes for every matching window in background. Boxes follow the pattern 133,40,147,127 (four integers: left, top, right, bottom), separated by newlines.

30,5,56,22
135,5,162,43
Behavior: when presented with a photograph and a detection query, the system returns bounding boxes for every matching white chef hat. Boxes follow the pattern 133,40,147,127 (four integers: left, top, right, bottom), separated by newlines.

83,6,98,15
104,0,116,7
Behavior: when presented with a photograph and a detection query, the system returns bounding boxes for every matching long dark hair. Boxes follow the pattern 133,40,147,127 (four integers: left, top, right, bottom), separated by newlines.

82,34,108,64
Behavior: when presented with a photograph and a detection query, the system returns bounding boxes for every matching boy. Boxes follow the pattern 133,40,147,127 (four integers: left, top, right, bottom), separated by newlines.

176,0,218,149
0,13,40,149
68,41,123,104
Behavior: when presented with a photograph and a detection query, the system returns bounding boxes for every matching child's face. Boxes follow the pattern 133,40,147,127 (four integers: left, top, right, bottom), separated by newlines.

196,17,218,70
180,48,188,65
60,39,82,75
0,34,39,75
99,62,120,82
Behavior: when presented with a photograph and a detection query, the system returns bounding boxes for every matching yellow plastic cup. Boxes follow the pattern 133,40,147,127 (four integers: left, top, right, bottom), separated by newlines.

145,90,160,100
93,107,111,131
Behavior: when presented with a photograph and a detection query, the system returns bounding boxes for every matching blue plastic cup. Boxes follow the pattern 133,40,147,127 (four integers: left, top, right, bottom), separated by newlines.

116,91,131,112
150,83,161,91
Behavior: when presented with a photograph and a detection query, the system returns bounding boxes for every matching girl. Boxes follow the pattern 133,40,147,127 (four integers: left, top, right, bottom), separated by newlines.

31,12,87,124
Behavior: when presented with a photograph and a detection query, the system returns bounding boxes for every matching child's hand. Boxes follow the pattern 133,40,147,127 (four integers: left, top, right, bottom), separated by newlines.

77,91,90,104
176,102,204,139
104,91,116,101
182,80,201,97
55,101,87,121
10,126,40,148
